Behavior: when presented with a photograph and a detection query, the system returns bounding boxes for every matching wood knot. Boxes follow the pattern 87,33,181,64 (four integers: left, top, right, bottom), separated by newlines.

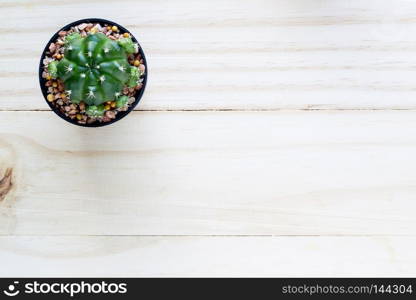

0,168,13,202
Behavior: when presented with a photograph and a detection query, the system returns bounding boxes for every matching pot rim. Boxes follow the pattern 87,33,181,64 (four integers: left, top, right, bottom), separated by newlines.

38,18,148,127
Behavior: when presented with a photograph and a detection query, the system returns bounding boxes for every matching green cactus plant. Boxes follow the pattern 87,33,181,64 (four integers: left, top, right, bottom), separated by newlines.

48,32,140,106
115,95,129,108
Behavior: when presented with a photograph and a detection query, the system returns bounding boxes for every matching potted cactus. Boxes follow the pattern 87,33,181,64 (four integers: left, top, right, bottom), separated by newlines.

39,19,147,126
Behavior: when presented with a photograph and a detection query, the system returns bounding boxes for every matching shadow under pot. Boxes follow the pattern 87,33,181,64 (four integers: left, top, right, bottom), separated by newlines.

39,18,148,127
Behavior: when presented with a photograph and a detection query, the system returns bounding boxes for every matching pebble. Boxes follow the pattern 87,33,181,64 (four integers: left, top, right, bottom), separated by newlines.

78,23,88,30
105,110,116,119
94,24,103,32
58,31,67,37
87,117,96,124
135,83,143,90
49,43,56,53
43,58,52,65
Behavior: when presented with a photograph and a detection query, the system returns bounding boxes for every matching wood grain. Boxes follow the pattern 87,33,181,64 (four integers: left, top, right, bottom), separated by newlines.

2,0,416,277
0,111,416,235
1,236,415,277
2,0,416,110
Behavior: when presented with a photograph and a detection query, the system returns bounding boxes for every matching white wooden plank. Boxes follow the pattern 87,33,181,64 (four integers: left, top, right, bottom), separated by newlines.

0,111,416,235
2,0,416,110
0,236,415,277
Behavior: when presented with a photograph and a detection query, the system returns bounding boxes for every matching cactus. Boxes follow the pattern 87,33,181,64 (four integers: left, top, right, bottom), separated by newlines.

115,95,129,108
86,104,105,117
49,32,140,106
118,37,137,54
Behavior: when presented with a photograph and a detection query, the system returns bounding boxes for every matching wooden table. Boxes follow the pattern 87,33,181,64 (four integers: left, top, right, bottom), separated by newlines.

1,0,416,277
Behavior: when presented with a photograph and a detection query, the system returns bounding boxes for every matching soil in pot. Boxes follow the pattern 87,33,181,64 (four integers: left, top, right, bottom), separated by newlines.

41,21,146,126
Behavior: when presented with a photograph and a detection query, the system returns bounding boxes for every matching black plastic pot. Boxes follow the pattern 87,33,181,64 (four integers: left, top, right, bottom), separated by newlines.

39,18,148,127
